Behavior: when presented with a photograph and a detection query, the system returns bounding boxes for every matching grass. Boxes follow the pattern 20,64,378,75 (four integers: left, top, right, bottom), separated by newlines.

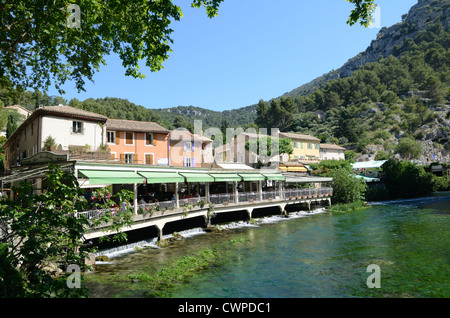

124,237,248,297
327,200,368,213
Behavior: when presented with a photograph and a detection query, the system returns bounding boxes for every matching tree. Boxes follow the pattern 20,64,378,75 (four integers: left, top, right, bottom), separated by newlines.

245,136,293,165
382,159,434,199
327,168,367,204
396,137,423,160
0,1,377,94
346,0,377,27
0,164,134,297
0,0,224,94
6,113,18,139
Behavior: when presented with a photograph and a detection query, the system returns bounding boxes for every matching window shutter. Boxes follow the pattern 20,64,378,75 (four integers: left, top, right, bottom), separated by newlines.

110,153,116,160
153,136,157,146
191,157,195,167
191,141,195,152
134,153,139,164
183,157,187,167
145,154,154,165
120,153,125,163
115,132,120,145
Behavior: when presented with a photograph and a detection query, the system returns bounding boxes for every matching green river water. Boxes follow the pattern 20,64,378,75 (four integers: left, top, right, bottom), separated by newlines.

85,193,450,298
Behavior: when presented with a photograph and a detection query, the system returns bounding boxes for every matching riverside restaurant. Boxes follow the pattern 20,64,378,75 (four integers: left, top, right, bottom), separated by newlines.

1,154,333,240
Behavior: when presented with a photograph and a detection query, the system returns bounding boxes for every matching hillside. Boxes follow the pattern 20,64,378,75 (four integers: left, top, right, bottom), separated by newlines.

282,0,450,98
1,0,448,164
254,0,450,164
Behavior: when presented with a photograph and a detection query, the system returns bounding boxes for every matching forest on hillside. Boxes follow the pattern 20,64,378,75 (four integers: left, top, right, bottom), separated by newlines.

254,21,449,162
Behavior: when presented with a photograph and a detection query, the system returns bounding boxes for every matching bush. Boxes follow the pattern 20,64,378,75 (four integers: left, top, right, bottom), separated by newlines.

327,168,367,204
432,175,450,191
382,159,434,199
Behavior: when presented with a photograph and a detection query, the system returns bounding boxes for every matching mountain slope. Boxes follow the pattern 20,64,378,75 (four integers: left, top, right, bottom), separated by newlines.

282,0,450,98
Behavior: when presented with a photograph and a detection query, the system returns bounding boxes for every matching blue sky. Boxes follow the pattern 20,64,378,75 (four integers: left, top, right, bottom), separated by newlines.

49,0,418,111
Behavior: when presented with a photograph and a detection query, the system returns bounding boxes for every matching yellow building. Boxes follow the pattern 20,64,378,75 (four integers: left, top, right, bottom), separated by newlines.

279,132,320,164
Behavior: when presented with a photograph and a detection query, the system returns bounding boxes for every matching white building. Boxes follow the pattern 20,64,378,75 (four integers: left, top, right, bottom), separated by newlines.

319,143,346,160
3,105,107,171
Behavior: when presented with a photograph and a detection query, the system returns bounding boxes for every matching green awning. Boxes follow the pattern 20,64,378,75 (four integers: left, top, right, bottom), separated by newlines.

138,171,184,184
179,173,215,183
238,173,265,181
78,170,144,185
262,173,286,181
210,173,242,182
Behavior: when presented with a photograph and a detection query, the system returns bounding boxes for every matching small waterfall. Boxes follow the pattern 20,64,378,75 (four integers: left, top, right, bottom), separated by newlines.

95,227,207,261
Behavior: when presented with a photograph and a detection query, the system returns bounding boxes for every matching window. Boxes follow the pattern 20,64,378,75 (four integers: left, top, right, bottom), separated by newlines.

184,157,195,167
315,144,320,150
73,121,83,133
293,141,298,148
124,153,134,164
107,131,116,144
125,132,134,145
308,143,312,149
146,133,154,146
184,141,194,152
145,153,154,165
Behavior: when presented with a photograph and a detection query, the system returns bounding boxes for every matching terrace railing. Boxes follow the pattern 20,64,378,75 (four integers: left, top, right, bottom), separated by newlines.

76,188,333,220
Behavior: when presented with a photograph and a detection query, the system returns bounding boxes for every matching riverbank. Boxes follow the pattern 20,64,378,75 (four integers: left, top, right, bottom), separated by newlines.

326,200,368,213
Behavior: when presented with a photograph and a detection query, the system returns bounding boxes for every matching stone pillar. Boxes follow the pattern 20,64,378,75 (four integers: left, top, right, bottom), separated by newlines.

175,182,179,208
233,181,238,204
133,183,138,215
258,180,263,201
155,224,164,241
205,182,210,203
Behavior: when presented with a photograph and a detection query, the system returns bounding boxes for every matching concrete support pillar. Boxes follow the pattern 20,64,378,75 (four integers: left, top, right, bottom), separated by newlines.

205,215,212,228
133,183,138,215
233,181,238,204
155,224,164,241
246,208,253,221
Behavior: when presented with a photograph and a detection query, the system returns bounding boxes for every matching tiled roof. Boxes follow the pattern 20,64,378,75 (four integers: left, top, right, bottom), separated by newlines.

320,143,346,150
169,129,212,142
106,118,169,133
40,105,108,121
279,132,320,142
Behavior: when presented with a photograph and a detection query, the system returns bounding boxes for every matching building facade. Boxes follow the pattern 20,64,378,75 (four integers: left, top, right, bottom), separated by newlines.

169,129,213,168
3,105,108,171
105,119,170,166
279,132,320,164
319,143,346,160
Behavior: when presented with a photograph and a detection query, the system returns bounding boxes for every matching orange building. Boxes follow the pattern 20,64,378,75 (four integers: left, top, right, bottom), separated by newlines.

106,119,170,165
169,129,213,167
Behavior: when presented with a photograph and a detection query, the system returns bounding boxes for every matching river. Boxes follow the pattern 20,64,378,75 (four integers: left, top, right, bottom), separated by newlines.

84,193,450,298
